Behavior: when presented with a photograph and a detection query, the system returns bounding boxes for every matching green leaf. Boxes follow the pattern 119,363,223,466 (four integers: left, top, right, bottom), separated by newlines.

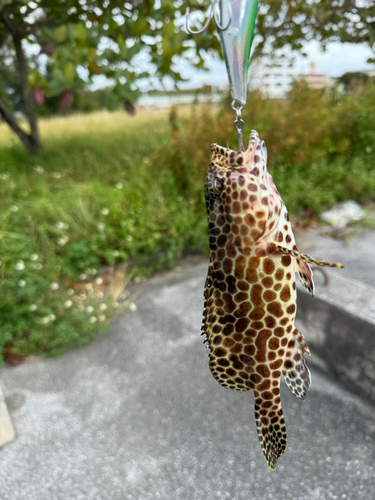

74,23,86,43
87,47,97,64
64,61,76,84
116,34,125,54
54,25,68,43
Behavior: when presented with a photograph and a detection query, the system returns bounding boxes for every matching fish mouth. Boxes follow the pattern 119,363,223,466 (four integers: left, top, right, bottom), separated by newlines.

211,130,267,162
210,130,268,172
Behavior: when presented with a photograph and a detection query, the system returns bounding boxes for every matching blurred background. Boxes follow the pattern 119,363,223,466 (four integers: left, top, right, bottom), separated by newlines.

0,2,374,497
0,0,374,364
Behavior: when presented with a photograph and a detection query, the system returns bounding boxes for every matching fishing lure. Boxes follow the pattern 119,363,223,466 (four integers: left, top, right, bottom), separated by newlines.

202,130,343,469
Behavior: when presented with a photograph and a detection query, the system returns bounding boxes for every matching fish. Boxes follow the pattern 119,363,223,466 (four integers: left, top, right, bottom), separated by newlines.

202,130,343,469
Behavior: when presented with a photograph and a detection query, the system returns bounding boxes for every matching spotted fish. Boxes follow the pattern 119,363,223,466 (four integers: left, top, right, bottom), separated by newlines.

202,130,343,469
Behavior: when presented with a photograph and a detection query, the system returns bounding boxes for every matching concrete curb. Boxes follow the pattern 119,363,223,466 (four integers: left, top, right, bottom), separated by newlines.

296,272,375,403
0,384,15,448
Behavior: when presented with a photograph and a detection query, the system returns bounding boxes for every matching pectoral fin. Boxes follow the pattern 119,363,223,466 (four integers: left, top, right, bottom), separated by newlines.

296,259,315,296
275,245,344,268
275,245,343,296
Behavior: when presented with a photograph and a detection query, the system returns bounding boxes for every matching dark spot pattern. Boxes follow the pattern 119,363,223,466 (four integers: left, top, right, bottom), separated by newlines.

201,133,331,470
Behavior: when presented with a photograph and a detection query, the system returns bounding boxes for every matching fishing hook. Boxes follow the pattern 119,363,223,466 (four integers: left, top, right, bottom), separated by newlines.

185,0,232,35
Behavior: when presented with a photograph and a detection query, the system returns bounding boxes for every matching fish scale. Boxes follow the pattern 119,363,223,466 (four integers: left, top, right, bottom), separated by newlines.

202,130,343,469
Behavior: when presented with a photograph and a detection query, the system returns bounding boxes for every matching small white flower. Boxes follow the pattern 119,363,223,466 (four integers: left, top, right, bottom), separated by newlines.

29,304,38,311
96,291,104,299
116,182,123,189
50,282,59,290
64,300,73,308
56,221,65,229
97,223,105,232
48,314,56,322
101,208,109,215
67,288,75,296
89,316,97,324
126,235,133,242
41,316,50,324
113,250,119,257
129,302,137,312
34,165,44,174
79,293,87,300
86,305,94,313
143,157,149,164
34,263,43,270
30,253,39,261
366,146,373,153
99,303,107,311
0,261,2,265
98,314,106,322
95,277,103,285
57,236,69,246
113,301,119,308
18,279,26,287
85,283,93,291
16,260,25,271
51,172,62,179
177,195,184,202
10,205,18,212
0,173,9,180
79,273,87,280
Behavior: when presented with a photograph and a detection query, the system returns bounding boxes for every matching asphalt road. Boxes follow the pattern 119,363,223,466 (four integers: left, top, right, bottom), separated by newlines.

0,262,374,500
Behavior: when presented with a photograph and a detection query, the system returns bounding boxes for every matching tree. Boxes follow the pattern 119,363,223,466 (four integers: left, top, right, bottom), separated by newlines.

337,71,370,90
256,0,375,57
1,1,375,154
0,0,220,154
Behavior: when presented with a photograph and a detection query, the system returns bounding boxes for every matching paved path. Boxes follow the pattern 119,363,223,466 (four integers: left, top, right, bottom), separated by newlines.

0,261,374,500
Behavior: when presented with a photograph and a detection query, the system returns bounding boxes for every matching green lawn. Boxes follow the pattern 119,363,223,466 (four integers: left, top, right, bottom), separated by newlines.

0,108,207,362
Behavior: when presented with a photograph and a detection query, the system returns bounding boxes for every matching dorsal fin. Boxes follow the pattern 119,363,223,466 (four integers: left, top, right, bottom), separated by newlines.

282,330,311,400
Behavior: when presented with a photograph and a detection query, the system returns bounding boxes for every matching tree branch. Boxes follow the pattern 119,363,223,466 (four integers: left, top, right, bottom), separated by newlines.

0,98,32,147
0,7,42,153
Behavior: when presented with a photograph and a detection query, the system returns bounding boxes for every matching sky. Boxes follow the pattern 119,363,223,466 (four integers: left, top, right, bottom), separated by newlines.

176,41,375,90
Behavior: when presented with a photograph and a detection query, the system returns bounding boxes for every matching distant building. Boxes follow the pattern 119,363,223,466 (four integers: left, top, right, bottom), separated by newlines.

249,58,298,98
298,62,334,89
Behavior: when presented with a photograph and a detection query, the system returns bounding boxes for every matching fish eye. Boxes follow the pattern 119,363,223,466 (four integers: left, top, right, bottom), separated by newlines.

214,178,223,193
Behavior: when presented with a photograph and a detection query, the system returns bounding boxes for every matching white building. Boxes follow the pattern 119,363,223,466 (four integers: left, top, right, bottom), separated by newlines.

298,62,334,89
249,58,298,98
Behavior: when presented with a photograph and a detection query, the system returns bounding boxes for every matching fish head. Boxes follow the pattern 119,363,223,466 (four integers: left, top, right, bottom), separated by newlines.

205,130,279,251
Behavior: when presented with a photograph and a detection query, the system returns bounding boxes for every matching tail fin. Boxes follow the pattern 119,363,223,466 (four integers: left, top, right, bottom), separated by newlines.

254,389,287,470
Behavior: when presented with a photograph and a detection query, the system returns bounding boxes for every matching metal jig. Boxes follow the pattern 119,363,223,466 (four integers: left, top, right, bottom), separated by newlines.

186,0,259,151
185,0,232,35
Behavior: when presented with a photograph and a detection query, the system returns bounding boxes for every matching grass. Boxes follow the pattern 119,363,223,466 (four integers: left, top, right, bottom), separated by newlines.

1,82,375,362
0,108,206,363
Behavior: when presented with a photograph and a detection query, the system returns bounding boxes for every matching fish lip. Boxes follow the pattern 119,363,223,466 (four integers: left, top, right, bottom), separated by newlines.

247,130,268,165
